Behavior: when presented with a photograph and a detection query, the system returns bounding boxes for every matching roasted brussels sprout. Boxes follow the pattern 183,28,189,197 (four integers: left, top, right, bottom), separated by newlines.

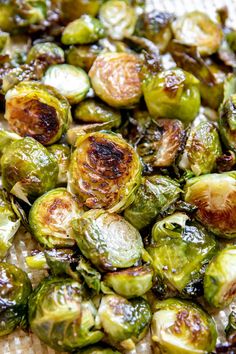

142,68,200,123
72,209,144,272
26,42,65,66
76,346,121,354
226,311,236,343
77,257,101,294
1,137,58,203
0,262,32,336
103,265,153,298
204,246,236,308
124,175,181,230
47,144,70,185
62,15,105,45
98,294,151,350
29,277,103,351
172,11,223,56
74,99,121,128
184,172,236,238
43,64,90,105
0,0,47,32
219,94,236,152
179,116,222,176
151,298,217,354
135,11,174,52
89,53,142,108
147,212,217,297
68,131,142,211
99,0,136,40
66,44,101,71
0,190,21,260
29,188,83,248
61,0,103,24
5,81,71,145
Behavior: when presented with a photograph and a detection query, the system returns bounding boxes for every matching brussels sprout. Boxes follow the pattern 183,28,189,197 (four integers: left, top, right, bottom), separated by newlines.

0,129,21,156
127,111,185,171
226,311,236,343
124,175,181,230
47,144,70,185
29,277,103,351
103,265,153,298
0,0,47,32
1,137,58,203
179,117,222,176
142,68,200,123
147,212,217,297
61,0,103,24
76,346,121,354
77,257,101,294
66,122,116,146
62,15,105,45
5,81,71,145
68,131,141,211
29,188,83,248
89,53,142,108
172,11,223,56
135,11,174,52
98,294,151,350
66,44,101,71
26,42,65,66
74,99,121,128
184,172,236,238
0,262,32,336
0,190,21,260
219,94,236,152
72,209,144,272
204,246,236,308
151,298,217,354
99,0,136,40
216,150,236,173
43,64,90,105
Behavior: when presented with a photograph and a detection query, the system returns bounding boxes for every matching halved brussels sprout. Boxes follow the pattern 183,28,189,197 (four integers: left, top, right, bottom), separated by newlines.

124,175,181,230
226,311,236,343
74,99,121,128
61,0,102,24
76,346,121,354
98,294,151,350
151,298,217,354
62,15,105,45
148,213,217,297
43,64,90,105
26,42,65,66
204,246,236,308
0,190,21,260
142,68,200,123
5,81,71,146
29,188,83,248
0,262,32,336
219,94,236,152
0,0,47,32
29,277,103,351
47,144,70,186
68,131,142,211
89,53,142,108
1,137,58,203
99,0,136,40
179,116,222,176
172,11,223,56
103,265,153,298
184,172,236,238
135,11,174,52
72,209,144,272
66,44,101,71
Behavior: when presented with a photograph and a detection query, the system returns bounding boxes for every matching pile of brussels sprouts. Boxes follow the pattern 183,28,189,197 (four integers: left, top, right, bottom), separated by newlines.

1,1,236,353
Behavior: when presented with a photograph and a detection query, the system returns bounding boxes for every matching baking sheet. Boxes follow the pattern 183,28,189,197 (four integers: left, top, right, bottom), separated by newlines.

1,0,236,353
